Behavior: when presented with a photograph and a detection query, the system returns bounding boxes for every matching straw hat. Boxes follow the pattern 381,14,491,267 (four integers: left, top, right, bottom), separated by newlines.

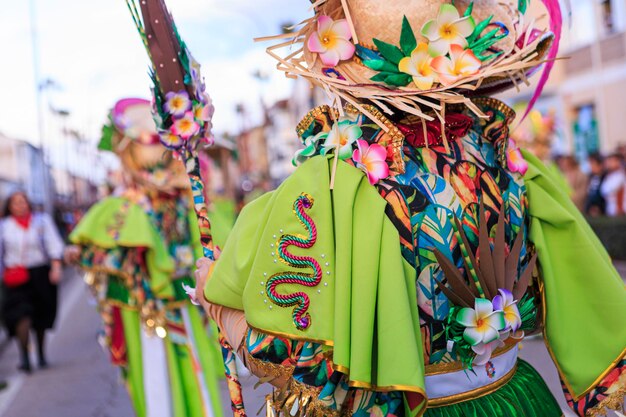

99,98,188,191
264,0,556,122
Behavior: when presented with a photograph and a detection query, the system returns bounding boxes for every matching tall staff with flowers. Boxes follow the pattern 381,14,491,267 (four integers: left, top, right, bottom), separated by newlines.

125,0,246,415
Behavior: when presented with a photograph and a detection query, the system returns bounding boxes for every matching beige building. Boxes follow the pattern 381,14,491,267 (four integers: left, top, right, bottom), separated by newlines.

0,133,54,211
500,0,626,157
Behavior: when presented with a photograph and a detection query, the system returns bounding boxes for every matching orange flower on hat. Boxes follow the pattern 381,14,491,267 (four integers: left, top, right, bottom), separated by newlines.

421,3,476,56
431,44,481,86
307,15,355,67
398,42,438,90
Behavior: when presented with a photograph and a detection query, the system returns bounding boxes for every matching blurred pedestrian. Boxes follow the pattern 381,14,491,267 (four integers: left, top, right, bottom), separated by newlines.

560,155,588,211
0,191,64,372
585,153,606,216
601,153,626,216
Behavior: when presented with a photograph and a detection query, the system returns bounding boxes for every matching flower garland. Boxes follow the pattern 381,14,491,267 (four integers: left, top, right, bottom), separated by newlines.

149,46,215,155
292,117,389,185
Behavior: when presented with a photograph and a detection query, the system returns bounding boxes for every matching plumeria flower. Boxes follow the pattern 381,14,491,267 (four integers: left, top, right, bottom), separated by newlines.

431,44,481,86
493,289,522,332
472,338,504,366
421,3,476,56
398,42,438,90
352,139,390,185
171,111,200,139
193,102,213,122
159,130,184,149
307,15,355,67
293,131,325,166
457,298,506,346
164,91,191,117
322,119,363,160
507,140,529,176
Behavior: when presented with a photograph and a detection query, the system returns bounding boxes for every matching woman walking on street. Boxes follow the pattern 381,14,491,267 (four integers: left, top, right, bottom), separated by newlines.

0,191,64,372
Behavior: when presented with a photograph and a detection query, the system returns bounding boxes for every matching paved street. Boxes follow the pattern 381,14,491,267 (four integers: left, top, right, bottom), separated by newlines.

0,265,623,417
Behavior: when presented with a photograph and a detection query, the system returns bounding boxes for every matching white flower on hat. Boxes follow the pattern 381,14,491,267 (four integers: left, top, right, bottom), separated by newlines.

421,3,476,56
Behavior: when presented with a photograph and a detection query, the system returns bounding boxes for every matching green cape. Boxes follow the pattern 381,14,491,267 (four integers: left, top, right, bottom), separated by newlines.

523,150,626,399
205,156,426,400
70,197,176,297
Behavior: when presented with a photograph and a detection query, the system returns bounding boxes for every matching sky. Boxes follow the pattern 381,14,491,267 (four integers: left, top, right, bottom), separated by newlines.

0,0,309,152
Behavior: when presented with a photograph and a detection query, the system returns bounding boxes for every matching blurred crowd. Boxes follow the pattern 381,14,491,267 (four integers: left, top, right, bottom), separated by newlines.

554,146,626,217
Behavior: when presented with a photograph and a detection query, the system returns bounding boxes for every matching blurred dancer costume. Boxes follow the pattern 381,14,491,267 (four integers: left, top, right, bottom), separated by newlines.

200,1,626,416
69,98,224,417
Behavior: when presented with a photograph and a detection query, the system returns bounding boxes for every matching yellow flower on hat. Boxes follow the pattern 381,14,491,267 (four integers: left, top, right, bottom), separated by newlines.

421,3,476,57
431,44,481,86
398,42,438,90
307,15,355,67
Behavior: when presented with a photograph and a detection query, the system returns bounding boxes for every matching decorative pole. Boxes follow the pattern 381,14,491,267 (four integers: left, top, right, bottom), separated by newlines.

125,1,246,415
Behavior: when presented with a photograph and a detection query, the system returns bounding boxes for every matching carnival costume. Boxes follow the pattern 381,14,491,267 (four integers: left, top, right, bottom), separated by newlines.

69,99,224,417
123,0,625,415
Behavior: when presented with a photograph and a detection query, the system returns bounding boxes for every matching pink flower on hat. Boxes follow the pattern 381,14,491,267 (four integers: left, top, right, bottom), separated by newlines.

307,15,355,67
352,139,389,185
431,44,481,86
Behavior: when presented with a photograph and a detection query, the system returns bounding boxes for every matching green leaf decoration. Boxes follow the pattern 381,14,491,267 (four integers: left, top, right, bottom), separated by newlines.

399,16,417,56
467,15,493,44
370,72,398,82
384,73,412,86
373,38,405,64
463,2,474,17
98,122,115,152
518,0,528,14
469,25,508,61
363,59,400,73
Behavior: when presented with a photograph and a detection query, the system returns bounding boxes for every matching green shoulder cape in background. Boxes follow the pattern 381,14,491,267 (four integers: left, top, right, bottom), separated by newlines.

522,150,626,400
205,156,426,405
70,197,175,296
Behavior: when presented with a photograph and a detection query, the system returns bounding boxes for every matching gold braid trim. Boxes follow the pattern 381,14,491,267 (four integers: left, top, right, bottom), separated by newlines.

264,378,351,417
296,105,339,137
585,380,626,417
245,355,295,382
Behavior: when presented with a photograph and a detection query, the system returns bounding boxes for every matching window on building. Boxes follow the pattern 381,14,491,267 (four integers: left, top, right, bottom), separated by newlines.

600,0,626,36
564,0,598,50
573,104,600,161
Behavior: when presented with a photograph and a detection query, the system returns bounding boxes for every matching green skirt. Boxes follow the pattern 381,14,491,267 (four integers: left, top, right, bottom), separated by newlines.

425,360,562,417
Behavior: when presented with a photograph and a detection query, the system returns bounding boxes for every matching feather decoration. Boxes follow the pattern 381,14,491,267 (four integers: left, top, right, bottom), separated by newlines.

521,0,562,121
433,201,536,306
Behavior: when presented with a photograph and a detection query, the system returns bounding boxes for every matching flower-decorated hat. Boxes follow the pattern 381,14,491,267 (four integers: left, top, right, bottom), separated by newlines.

264,0,561,124
99,98,188,190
